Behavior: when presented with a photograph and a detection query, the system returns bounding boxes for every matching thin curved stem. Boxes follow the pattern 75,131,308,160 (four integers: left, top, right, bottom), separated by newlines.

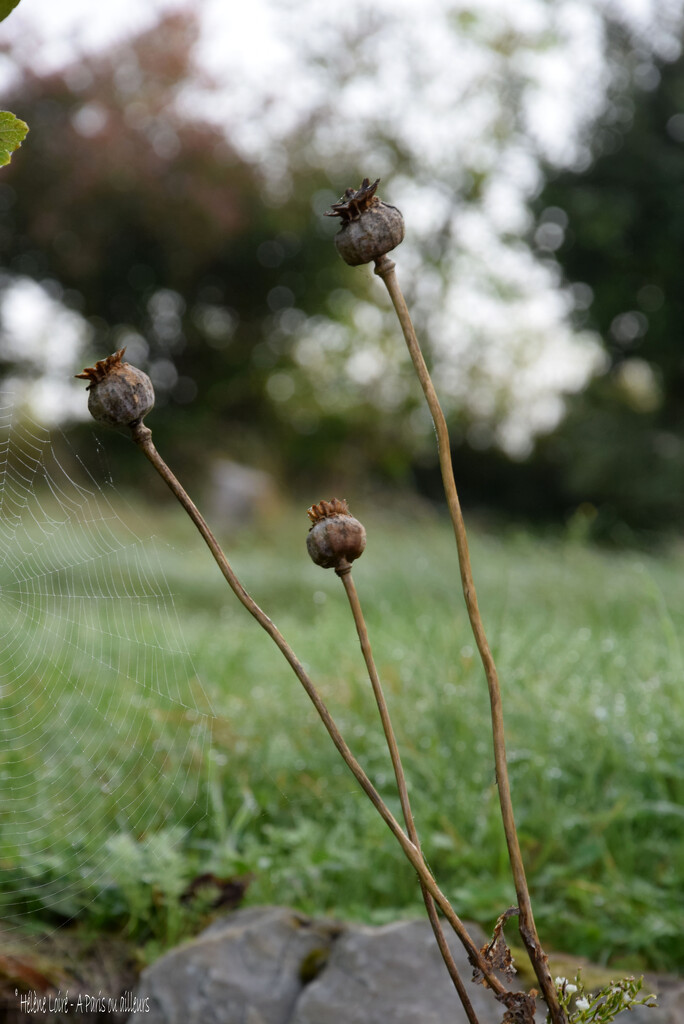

128,420,506,998
338,567,480,1024
374,255,565,1024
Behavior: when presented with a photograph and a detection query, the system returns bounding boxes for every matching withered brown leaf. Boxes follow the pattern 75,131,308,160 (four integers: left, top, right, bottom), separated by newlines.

498,990,538,1024
472,906,519,985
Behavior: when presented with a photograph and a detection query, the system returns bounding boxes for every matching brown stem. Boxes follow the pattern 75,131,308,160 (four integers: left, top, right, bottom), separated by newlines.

373,255,566,1024
338,567,480,1024
128,420,506,998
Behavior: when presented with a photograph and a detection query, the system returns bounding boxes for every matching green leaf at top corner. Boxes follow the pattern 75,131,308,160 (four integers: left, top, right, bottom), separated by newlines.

0,0,22,23
0,110,28,167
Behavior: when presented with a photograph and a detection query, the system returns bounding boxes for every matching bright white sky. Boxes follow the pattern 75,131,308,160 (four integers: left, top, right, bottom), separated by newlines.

0,0,275,85
1,0,684,448
1,0,180,65
3,0,679,163
1,0,680,65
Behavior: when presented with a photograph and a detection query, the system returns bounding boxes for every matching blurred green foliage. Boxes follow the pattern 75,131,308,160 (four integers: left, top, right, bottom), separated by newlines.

0,0,21,25
1,504,683,967
532,36,684,534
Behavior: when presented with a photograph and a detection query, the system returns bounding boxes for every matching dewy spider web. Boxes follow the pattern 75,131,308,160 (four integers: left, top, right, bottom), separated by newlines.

0,395,215,924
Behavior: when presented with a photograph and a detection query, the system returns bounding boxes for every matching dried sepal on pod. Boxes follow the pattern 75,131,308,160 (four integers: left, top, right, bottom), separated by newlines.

76,348,155,428
306,498,366,573
325,177,404,266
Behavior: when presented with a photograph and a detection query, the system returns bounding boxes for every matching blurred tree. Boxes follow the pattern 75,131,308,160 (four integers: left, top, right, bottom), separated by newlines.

0,5,612,503
2,5,684,530
0,12,398,490
532,33,684,534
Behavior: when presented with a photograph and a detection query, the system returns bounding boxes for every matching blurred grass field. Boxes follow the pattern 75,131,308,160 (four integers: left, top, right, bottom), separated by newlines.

1,496,683,972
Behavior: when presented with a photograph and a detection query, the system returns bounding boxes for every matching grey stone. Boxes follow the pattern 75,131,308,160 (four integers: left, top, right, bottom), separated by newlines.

132,907,684,1024
619,975,684,1024
135,906,341,1024
290,915,497,1024
658,980,684,1024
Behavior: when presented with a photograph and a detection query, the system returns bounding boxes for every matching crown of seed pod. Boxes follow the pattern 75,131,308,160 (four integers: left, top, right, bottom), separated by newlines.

306,498,366,573
76,348,155,428
325,177,404,266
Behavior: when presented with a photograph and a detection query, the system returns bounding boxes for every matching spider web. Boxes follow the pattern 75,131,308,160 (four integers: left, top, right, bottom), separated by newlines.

0,395,216,925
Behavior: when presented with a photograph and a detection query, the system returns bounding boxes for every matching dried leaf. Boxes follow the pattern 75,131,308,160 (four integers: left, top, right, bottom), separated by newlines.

498,990,538,1024
0,952,55,990
179,872,251,910
472,906,519,985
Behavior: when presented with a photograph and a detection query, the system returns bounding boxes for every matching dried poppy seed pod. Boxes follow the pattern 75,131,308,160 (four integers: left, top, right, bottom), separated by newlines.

306,498,366,574
76,348,155,428
325,177,404,266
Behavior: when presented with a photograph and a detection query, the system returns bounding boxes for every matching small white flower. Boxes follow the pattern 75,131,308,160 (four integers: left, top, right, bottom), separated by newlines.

576,997,590,1011
566,984,578,995
555,977,566,986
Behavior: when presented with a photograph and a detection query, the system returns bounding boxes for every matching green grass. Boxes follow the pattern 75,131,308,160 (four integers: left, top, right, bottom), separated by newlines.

1,495,683,972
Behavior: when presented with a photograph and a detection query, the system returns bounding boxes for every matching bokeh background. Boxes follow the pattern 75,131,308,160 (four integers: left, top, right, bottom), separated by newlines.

2,0,684,536
1,0,684,981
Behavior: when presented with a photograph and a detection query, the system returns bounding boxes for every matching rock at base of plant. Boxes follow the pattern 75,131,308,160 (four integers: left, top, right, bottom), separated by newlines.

290,914,496,1024
133,906,495,1024
132,906,684,1024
